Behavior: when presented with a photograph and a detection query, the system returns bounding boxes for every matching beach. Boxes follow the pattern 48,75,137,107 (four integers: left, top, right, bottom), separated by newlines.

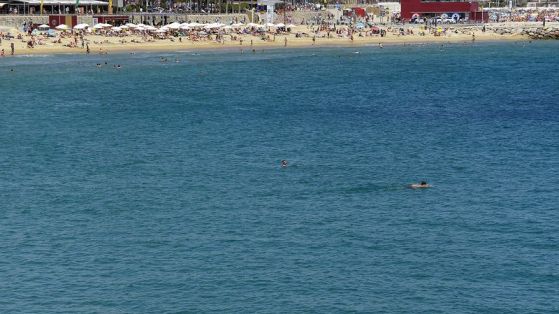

0,21,542,56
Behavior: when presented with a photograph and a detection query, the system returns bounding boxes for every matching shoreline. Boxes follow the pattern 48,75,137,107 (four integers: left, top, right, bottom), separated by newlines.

3,32,530,57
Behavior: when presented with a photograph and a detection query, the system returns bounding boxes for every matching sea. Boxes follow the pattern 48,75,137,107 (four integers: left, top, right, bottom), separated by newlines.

1,41,558,314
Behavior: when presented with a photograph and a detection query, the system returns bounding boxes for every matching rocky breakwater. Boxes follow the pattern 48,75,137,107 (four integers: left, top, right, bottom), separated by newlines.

490,25,559,40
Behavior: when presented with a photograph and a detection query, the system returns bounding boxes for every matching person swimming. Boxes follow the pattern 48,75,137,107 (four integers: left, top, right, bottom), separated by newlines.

282,159,287,168
409,181,433,189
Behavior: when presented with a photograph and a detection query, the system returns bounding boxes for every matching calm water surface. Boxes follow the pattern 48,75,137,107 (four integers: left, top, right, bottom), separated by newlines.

1,41,558,313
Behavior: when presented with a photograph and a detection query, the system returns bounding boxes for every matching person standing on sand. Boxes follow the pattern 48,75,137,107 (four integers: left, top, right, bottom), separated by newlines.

10,42,14,55
86,44,90,54
1,49,4,57
472,33,475,42
284,37,287,47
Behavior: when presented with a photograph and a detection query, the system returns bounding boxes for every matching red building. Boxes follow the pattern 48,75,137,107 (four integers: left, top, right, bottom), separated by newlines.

401,0,487,21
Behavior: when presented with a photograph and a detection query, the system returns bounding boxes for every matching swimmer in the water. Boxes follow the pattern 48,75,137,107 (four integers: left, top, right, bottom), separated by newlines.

282,159,287,168
409,181,433,189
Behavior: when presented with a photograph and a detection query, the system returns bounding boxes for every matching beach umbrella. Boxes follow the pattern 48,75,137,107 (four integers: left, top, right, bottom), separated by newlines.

156,29,167,33
126,23,137,28
198,31,208,35
136,23,146,27
55,24,68,30
222,25,232,29
180,25,191,30
357,22,365,27
111,27,122,31
101,23,112,28
74,23,89,29
275,23,285,27
167,24,181,29
266,22,275,27
189,22,201,27
120,25,129,29
46,29,56,36
287,24,296,28
232,23,244,27
93,24,104,29
38,24,49,30
247,22,259,27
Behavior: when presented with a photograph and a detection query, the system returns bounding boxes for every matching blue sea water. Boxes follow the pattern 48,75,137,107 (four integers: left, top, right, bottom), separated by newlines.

1,41,558,314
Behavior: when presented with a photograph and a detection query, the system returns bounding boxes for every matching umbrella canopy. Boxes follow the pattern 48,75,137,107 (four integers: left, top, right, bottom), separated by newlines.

222,25,232,29
38,24,50,29
156,29,167,33
247,22,259,27
93,24,104,29
275,23,285,27
287,24,296,28
55,24,68,30
111,27,122,31
126,23,137,27
232,23,244,27
180,25,191,30
101,23,112,27
74,23,89,29
266,23,275,27
167,24,181,29
204,23,219,29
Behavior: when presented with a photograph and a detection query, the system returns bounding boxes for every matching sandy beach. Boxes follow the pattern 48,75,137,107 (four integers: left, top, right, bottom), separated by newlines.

0,21,540,56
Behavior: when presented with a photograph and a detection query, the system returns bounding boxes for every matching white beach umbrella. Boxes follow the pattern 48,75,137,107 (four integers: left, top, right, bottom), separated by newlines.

189,22,201,27
111,27,122,31
137,23,146,27
126,23,137,27
135,26,145,31
180,25,191,30
266,22,275,27
247,22,258,27
55,24,68,30
232,23,244,27
38,24,50,29
275,23,285,27
287,24,296,28
120,24,129,29
156,29,167,33
167,24,181,29
101,23,112,28
167,22,181,27
222,25,232,30
74,24,89,29
92,24,104,29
